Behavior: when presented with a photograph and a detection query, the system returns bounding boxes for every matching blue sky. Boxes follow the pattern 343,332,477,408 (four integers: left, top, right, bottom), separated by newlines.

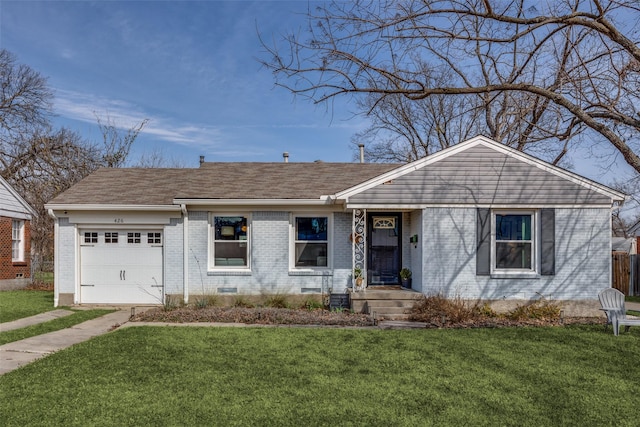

0,0,634,194
1,0,367,166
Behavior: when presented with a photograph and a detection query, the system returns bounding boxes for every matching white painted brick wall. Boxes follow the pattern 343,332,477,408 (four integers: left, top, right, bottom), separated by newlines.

56,218,76,294
163,217,183,295
332,212,352,292
421,207,610,301
186,211,338,296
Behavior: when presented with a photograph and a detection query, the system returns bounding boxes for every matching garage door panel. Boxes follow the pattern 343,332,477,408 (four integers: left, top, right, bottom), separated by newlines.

80,230,163,305
81,283,163,305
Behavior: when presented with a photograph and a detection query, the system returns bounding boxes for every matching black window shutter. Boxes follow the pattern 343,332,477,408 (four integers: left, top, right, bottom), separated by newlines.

476,208,491,276
540,209,555,275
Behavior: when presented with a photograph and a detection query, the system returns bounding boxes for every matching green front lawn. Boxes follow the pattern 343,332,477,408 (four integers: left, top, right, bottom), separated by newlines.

1,326,638,426
0,290,54,323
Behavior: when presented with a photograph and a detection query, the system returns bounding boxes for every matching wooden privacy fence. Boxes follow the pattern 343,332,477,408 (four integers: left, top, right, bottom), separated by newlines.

612,252,631,295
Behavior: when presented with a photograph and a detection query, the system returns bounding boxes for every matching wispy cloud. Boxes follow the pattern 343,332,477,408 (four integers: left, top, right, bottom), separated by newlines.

53,88,228,150
53,88,358,148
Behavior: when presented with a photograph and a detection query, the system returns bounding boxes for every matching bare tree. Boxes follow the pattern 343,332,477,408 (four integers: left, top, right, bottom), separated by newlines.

0,49,150,261
2,128,100,259
263,0,640,172
0,49,53,171
133,147,187,168
96,113,149,168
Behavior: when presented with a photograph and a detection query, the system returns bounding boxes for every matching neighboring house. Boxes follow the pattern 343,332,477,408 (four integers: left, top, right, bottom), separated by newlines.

1,176,35,289
45,136,625,311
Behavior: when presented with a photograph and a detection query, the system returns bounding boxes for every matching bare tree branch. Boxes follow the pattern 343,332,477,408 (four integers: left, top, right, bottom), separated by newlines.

262,0,640,175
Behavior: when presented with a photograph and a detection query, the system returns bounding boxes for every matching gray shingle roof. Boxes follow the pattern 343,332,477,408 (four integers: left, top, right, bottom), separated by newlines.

49,162,401,205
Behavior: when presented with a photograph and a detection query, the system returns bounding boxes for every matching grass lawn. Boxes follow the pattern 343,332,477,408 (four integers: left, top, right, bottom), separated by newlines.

0,290,55,323
1,325,639,426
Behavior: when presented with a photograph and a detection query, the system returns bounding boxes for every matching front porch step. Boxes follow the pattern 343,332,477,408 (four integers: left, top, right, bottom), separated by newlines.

350,289,422,320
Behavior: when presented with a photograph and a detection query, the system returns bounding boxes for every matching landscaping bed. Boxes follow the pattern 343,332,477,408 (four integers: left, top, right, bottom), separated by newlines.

131,304,605,328
132,306,376,326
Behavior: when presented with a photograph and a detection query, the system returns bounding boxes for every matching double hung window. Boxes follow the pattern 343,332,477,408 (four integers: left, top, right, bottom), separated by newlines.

11,220,24,262
212,215,249,268
293,216,329,268
493,212,534,272
478,209,554,277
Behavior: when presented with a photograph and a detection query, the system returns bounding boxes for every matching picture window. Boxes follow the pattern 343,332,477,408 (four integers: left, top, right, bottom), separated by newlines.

211,215,249,268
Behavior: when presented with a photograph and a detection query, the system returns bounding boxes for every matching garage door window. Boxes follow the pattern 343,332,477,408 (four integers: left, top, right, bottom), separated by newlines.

84,232,98,244
105,232,118,243
148,232,161,244
127,232,141,244
211,215,250,268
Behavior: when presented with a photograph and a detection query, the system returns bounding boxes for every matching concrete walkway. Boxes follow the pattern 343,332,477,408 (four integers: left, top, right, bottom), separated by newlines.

0,309,131,375
0,309,75,332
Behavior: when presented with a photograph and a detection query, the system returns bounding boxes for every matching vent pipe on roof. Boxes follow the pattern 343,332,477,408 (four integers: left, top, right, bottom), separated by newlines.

199,155,205,165
359,144,365,163
283,152,289,163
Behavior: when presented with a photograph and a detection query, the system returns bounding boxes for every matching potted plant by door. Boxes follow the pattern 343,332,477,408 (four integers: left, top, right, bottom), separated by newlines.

400,268,412,289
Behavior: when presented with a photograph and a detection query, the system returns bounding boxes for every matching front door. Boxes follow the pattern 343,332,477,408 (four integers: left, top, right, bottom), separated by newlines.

367,213,401,286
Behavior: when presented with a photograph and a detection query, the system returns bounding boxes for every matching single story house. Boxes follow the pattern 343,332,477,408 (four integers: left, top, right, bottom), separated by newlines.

1,175,35,289
46,136,625,312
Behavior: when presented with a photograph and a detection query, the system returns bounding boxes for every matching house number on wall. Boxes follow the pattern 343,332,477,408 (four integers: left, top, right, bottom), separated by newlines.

114,218,124,223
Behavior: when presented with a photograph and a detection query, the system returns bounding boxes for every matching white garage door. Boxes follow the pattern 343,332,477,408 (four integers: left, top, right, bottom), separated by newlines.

80,230,163,304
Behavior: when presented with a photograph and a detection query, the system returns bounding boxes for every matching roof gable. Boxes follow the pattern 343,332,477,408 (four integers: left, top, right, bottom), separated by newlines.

0,176,35,219
338,136,625,206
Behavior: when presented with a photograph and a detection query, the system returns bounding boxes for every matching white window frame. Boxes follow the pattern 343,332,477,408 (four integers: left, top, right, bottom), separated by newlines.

290,214,332,271
491,210,539,278
209,213,251,271
11,220,25,262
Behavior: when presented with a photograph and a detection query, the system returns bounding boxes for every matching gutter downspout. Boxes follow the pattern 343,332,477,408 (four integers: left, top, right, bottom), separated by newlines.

181,204,189,304
48,209,60,307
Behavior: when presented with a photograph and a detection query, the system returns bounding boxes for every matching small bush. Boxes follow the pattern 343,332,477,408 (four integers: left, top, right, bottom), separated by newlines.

301,298,324,310
477,302,498,318
409,294,564,326
232,295,255,308
163,295,181,312
506,299,561,321
409,294,484,324
263,294,290,309
194,295,218,309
